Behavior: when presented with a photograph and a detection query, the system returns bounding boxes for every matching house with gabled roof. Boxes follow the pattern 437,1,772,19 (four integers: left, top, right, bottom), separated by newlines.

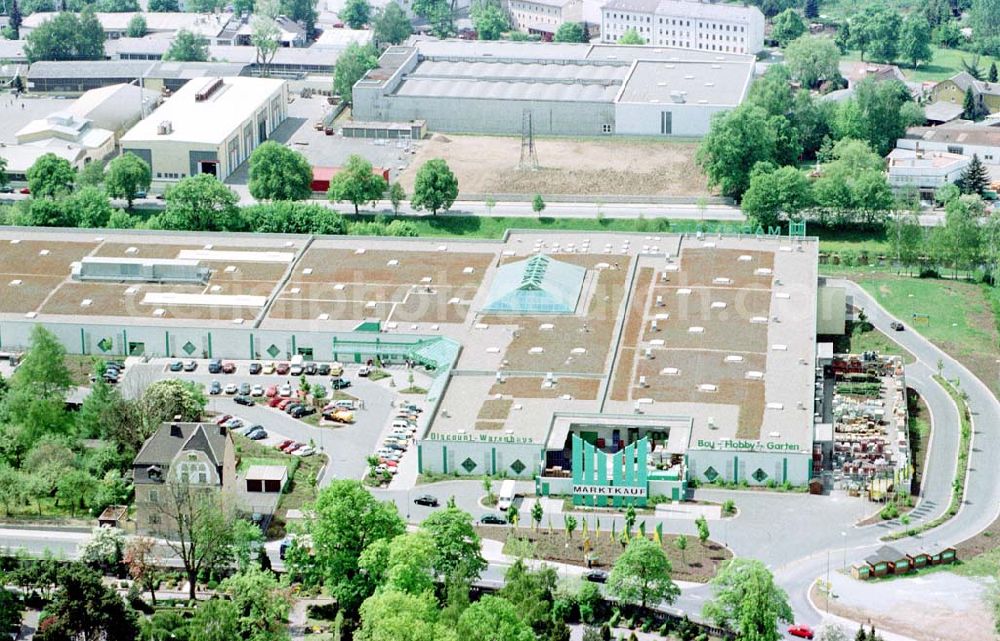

133,420,237,533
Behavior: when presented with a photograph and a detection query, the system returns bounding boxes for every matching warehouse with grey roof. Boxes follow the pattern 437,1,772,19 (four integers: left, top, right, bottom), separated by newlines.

351,39,755,137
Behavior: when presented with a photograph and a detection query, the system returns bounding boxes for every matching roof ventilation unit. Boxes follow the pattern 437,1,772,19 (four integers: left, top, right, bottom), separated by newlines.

195,78,224,102
156,120,173,135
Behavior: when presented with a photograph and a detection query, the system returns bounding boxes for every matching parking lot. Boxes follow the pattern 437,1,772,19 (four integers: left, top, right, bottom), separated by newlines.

123,357,428,484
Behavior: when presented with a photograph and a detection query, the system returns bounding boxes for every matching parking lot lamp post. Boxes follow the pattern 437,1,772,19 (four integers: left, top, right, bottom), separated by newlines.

842,531,847,570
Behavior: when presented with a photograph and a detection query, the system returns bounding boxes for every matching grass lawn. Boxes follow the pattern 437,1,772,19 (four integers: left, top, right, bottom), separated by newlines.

480,527,731,583
232,434,326,539
907,388,930,496
343,213,706,239
855,276,1000,396
827,321,916,363
64,354,101,386
841,46,1000,83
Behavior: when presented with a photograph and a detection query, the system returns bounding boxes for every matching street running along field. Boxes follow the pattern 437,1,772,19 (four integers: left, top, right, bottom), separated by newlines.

396,134,710,197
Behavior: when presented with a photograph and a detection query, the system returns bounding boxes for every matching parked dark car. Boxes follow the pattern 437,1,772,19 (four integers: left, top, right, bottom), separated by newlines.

246,427,267,440
479,514,506,525
890,321,905,332
413,495,439,507
285,403,303,415
584,570,608,583
239,382,251,395
234,395,254,406
209,380,222,395
292,405,316,418
208,359,223,374
317,363,331,376
169,360,183,372
304,362,317,376
249,362,262,375
331,377,351,390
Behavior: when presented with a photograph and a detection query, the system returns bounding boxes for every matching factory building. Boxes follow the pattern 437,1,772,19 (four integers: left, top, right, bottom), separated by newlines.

120,76,287,185
351,39,755,137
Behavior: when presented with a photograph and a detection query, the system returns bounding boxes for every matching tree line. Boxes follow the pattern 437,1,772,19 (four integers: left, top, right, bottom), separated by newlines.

0,144,462,236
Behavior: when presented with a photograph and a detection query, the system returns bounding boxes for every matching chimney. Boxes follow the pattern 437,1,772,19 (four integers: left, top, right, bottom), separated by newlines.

219,424,228,436
170,423,182,437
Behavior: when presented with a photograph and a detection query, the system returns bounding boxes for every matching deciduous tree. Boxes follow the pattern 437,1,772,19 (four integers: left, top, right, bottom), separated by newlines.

740,164,813,229
148,477,235,601
372,1,411,47
291,479,405,616
457,596,535,641
105,152,151,208
160,174,242,231
220,567,292,641
126,14,146,36
328,154,388,214
421,504,487,583
554,21,587,43
340,0,371,28
411,158,458,214
703,558,793,641
784,35,840,88
24,10,105,62
148,0,180,10
35,563,139,641
697,105,777,200
618,28,644,44
358,589,459,641
333,42,378,103
140,379,207,424
771,8,805,46
164,29,209,62
124,536,160,605
607,538,679,610
899,13,933,68
249,141,313,201
471,0,508,40
26,152,75,199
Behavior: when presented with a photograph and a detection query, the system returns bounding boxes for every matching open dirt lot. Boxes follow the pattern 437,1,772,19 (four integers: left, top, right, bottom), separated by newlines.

397,134,710,197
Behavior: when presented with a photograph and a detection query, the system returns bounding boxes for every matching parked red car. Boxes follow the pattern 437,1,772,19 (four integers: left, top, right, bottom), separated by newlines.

788,625,814,640
275,362,290,375
221,362,236,374
282,442,302,453
265,385,278,398
268,396,284,407
215,414,232,425
277,398,294,410
276,439,294,451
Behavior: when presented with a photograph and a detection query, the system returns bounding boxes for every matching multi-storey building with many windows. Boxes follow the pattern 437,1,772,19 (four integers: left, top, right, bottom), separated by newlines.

600,0,765,54
508,0,585,39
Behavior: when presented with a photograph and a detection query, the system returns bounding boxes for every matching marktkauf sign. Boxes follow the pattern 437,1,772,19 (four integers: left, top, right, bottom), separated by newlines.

695,439,801,452
426,433,535,444
573,484,648,498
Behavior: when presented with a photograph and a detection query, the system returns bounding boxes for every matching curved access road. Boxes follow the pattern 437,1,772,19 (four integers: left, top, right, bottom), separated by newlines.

775,280,1000,633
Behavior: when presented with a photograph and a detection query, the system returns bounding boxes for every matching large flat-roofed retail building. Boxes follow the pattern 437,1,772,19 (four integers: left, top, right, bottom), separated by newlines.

351,39,755,137
0,227,837,504
121,76,287,185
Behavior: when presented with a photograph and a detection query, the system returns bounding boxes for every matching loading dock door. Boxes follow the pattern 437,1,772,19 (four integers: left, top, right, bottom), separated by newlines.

199,161,218,177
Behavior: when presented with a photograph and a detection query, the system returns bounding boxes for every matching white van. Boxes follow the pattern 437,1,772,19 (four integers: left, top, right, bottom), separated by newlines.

391,420,412,431
496,480,516,511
